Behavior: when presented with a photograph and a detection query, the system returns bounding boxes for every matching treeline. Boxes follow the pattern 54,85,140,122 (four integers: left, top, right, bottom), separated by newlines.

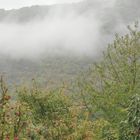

0,23,140,140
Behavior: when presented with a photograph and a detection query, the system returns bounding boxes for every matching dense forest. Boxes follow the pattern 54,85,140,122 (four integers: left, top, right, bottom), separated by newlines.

0,22,140,139
0,0,140,139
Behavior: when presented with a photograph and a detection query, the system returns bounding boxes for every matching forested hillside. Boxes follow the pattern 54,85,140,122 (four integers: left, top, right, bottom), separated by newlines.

0,55,93,88
0,22,140,140
0,0,140,139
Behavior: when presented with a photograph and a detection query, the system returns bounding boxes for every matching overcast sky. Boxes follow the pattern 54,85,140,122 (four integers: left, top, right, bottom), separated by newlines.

0,0,82,10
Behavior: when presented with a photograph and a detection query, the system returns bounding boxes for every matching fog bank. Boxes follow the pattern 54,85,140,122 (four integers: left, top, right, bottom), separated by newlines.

0,0,139,60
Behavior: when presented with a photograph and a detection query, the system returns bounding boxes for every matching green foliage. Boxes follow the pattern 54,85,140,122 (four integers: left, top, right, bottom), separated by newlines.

0,22,140,140
17,85,95,140
0,77,33,140
119,94,140,140
78,22,140,139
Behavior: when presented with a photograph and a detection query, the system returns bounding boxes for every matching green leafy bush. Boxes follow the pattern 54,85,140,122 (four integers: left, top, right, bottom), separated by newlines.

78,22,140,139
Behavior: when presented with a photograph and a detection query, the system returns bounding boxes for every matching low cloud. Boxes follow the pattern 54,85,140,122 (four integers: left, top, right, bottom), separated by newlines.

0,0,131,60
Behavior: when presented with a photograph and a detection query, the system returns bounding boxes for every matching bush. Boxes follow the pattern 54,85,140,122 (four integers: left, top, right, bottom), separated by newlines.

78,22,140,139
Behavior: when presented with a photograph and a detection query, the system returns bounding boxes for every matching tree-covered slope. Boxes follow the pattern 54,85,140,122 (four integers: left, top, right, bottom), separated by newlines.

0,23,140,140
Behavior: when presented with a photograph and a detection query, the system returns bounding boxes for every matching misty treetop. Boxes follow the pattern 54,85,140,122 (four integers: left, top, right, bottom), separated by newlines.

0,0,140,139
0,22,140,139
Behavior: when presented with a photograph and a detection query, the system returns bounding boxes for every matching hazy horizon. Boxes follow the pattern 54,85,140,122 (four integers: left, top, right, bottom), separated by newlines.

0,0,139,60
0,0,139,85
0,0,83,10
0,0,120,60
